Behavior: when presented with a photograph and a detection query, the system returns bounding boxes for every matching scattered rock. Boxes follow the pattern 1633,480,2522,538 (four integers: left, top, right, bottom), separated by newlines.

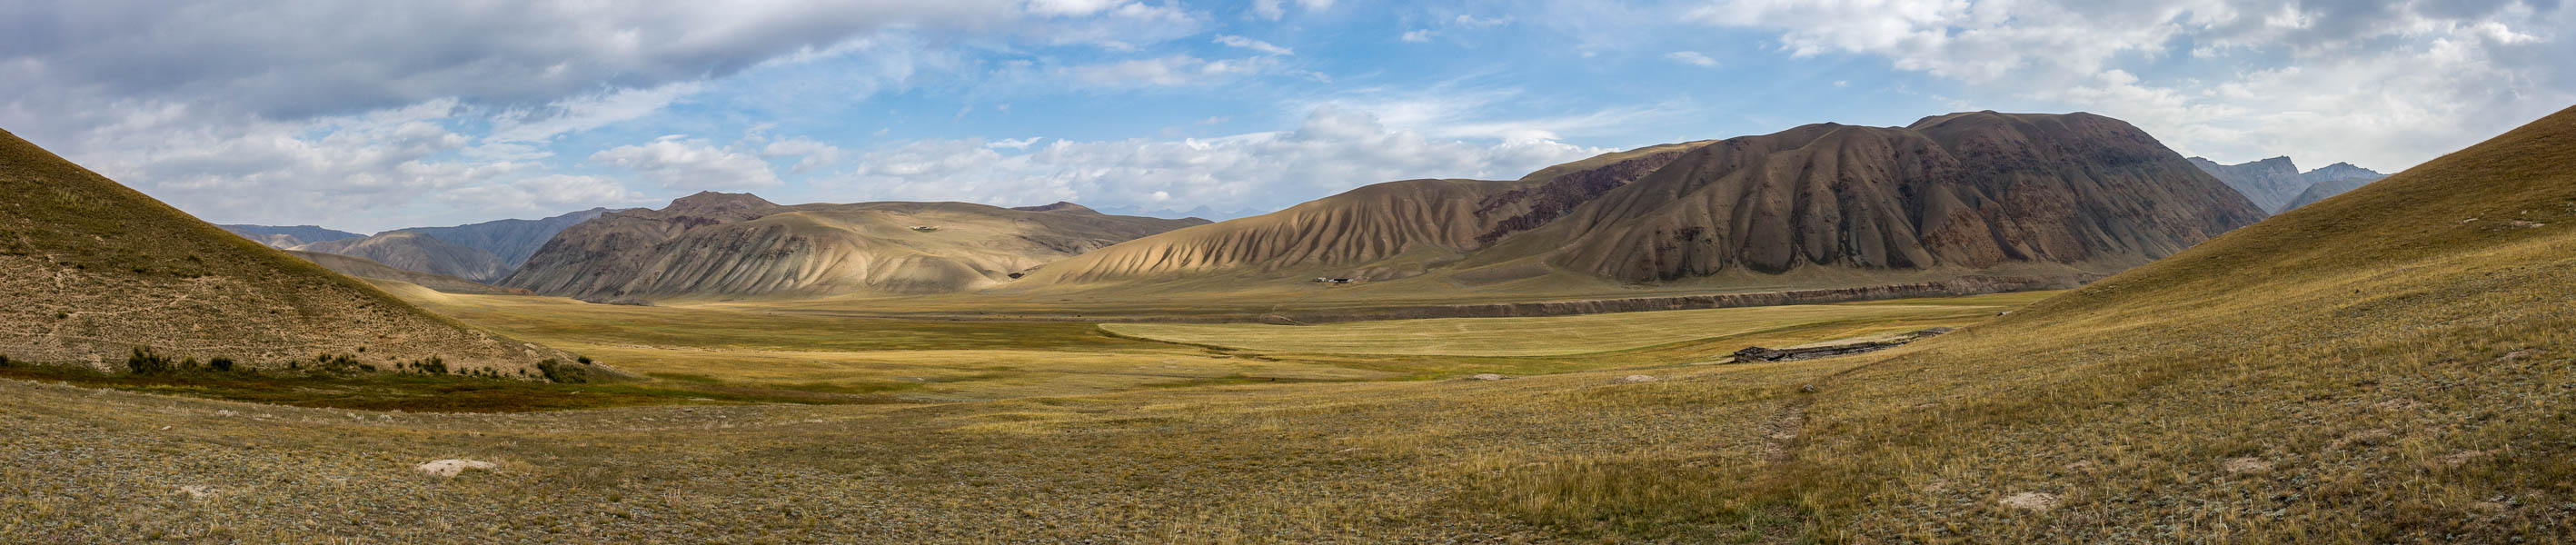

1999,491,2060,511
1610,374,1659,384
415,459,499,478
2223,457,2273,474
2505,220,2546,229
1465,373,1512,382
1922,479,1949,493
2064,460,2097,473
2462,217,2481,223
2442,450,2491,468
2373,398,2423,411
177,485,215,500
2496,350,2534,363
1799,383,1819,393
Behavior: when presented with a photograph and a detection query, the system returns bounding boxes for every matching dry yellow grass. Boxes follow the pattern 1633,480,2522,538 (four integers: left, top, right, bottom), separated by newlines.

1099,292,2037,356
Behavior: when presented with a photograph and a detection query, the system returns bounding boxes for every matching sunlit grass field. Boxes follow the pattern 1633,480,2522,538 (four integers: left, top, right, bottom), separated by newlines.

1099,292,2042,356
387,283,2053,401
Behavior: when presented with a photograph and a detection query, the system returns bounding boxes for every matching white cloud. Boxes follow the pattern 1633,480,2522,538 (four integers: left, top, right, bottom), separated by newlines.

1665,51,1720,67
484,83,707,145
988,137,1047,150
1401,30,1437,43
1688,0,2576,171
590,137,781,189
1454,15,1513,28
758,136,845,174
1249,0,1335,20
443,174,649,212
1023,0,1129,17
824,107,1607,213
1216,35,1296,55
1065,55,1278,86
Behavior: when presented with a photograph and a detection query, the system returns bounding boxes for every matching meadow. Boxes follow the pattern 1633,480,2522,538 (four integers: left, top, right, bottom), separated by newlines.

392,284,2054,402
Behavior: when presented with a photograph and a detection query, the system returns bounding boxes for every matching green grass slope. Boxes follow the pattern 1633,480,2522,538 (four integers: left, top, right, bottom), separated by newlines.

1756,104,2576,540
0,128,587,376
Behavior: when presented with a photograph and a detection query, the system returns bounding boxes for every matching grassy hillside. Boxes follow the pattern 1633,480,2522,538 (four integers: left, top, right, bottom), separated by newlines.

1745,104,2576,540
0,127,590,376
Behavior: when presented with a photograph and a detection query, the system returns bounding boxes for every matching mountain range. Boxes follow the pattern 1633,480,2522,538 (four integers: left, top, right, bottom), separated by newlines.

197,111,2283,313
217,223,364,249
224,207,622,283
501,193,1208,302
1006,112,2264,306
2189,155,2390,213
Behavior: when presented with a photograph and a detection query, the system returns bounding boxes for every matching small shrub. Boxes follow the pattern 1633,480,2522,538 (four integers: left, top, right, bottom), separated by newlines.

126,347,176,374
536,359,591,384
207,357,234,372
576,355,593,365
408,356,448,374
0,353,11,367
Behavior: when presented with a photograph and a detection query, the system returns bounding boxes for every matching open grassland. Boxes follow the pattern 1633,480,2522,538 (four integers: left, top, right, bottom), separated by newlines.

1100,292,2041,356
0,354,1837,543
12,102,2572,542
387,284,2049,403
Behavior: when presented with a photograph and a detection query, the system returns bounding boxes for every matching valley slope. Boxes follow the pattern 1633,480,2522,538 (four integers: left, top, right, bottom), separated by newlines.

0,128,583,374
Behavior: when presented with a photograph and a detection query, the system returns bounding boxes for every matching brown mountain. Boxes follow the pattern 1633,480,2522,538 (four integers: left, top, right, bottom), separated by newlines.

1012,142,1707,286
293,231,512,282
501,193,1207,302
0,127,584,375
1016,112,2264,300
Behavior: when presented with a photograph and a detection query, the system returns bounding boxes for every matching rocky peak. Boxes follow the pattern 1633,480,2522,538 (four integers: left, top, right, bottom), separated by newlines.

665,192,776,214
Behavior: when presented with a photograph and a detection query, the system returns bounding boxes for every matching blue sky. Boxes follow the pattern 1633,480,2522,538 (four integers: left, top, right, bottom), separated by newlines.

4,0,2571,233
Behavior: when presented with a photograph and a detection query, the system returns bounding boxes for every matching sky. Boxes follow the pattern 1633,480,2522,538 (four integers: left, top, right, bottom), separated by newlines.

3,0,2571,233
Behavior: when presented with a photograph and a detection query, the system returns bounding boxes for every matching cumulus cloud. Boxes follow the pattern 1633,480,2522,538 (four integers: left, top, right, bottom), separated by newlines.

823,107,1607,213
590,136,781,189
1401,30,1437,43
1688,0,2576,171
0,1,1200,230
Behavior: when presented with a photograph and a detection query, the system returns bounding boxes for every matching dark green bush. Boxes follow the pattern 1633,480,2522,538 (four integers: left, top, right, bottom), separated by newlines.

125,347,175,374
536,359,591,383
207,357,234,372
408,356,448,374
0,353,12,367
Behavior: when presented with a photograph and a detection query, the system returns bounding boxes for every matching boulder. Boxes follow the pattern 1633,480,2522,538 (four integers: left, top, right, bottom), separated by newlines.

415,459,499,478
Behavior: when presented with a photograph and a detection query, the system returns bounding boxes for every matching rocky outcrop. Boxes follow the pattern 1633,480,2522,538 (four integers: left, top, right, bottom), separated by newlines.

2283,162,2389,211
2191,155,2307,213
